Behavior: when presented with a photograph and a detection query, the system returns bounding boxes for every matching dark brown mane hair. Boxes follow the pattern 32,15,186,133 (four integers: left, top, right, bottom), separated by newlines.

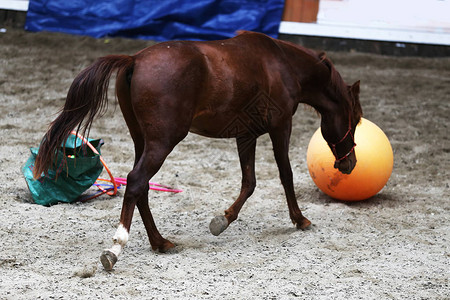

318,52,362,125
274,38,362,126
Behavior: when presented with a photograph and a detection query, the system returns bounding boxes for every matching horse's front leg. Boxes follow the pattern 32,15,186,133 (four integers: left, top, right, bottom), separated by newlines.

209,136,257,235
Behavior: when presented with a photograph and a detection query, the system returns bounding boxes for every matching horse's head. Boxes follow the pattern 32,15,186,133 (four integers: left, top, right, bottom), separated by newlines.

320,80,362,175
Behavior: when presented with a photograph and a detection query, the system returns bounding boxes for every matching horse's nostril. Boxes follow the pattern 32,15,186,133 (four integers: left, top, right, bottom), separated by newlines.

334,157,356,175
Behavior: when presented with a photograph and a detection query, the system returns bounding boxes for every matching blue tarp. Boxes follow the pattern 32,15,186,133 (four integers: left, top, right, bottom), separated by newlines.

25,0,284,41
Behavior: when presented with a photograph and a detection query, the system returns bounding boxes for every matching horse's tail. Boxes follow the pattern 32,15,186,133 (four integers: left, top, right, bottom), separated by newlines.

33,55,134,179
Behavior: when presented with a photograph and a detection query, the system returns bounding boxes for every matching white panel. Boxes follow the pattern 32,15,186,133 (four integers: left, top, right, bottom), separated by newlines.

279,21,450,46
280,0,450,45
0,0,29,11
317,0,450,32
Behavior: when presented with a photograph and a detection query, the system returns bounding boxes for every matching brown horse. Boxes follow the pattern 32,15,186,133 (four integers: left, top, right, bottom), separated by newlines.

33,31,362,270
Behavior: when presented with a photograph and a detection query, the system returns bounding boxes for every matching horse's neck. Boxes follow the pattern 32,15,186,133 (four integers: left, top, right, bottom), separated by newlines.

275,41,332,103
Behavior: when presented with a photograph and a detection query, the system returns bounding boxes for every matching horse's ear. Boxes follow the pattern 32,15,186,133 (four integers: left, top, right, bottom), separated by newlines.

351,80,360,95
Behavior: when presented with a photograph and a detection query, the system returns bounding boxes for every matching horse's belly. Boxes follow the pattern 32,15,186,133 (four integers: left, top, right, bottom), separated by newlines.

189,114,234,138
190,112,268,138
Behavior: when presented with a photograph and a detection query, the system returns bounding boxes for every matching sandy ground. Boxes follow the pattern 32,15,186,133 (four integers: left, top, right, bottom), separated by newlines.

0,29,449,299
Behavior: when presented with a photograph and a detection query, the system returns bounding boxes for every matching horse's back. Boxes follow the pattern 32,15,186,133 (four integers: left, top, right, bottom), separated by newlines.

131,31,283,91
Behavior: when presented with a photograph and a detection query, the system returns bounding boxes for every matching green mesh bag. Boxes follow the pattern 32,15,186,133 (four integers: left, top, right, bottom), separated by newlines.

22,135,104,206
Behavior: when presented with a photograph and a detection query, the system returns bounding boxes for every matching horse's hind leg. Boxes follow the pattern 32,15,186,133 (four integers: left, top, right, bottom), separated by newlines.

210,136,257,236
100,84,191,270
136,187,175,253
100,132,188,270
269,124,311,230
100,142,177,270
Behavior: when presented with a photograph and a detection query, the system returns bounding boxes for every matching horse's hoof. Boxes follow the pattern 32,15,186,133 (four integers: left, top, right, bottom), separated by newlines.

209,215,229,236
154,239,176,253
296,217,312,230
100,250,117,271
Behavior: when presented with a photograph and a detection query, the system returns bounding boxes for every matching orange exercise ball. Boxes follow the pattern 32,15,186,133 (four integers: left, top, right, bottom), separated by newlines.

307,118,393,201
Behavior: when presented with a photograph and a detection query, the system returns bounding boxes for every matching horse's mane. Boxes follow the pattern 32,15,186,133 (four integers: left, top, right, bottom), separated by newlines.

257,35,362,125
318,52,362,125
318,53,349,108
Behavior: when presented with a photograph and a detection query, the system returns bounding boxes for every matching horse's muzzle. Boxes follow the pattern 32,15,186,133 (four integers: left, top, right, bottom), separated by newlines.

334,151,357,174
